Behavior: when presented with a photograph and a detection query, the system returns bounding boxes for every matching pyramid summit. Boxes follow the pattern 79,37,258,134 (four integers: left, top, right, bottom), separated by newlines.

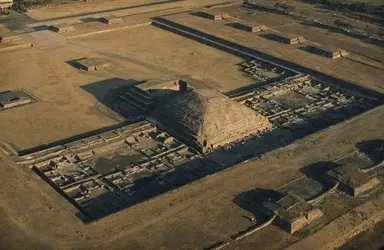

155,88,272,152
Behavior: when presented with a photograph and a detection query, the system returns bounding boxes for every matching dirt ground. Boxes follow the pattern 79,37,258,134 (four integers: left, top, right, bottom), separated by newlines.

338,219,384,250
0,0,383,249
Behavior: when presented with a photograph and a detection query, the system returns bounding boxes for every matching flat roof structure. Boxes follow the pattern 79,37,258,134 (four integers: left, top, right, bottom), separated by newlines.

302,45,348,59
231,22,267,33
201,9,226,20
263,32,306,44
325,164,381,197
99,15,124,24
0,90,33,110
259,193,323,234
49,23,76,33
76,58,111,71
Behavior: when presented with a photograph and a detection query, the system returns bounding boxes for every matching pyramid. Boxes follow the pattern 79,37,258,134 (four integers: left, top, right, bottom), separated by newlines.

156,89,272,152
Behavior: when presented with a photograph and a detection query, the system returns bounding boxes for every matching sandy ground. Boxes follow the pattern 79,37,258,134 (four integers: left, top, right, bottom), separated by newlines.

0,23,252,151
0,1,383,249
0,104,383,249
165,9,384,93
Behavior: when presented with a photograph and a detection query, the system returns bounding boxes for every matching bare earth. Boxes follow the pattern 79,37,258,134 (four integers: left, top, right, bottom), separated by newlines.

0,0,383,249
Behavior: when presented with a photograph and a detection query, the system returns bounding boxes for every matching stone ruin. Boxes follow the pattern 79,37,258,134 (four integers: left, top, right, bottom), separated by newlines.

232,22,267,33
99,15,124,25
266,32,306,44
302,45,348,59
231,74,375,129
155,88,272,153
258,193,323,234
76,58,112,71
0,90,34,110
201,10,226,20
324,164,381,197
112,79,188,120
239,59,290,82
49,23,76,33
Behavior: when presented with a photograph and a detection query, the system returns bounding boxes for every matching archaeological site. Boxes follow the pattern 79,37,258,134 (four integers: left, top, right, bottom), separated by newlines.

0,0,383,249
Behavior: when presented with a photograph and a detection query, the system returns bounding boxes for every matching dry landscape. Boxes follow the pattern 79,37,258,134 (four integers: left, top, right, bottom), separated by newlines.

0,0,383,249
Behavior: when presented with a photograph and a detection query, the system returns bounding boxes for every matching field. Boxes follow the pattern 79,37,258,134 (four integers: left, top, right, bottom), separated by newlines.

0,0,383,249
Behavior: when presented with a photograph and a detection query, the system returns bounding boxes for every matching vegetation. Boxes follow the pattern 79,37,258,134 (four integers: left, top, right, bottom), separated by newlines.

334,19,354,29
11,0,53,13
297,0,383,14
12,0,28,13
274,2,296,13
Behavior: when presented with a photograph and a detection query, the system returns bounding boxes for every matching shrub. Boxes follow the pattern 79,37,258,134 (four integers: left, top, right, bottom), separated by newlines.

334,19,353,28
275,2,296,13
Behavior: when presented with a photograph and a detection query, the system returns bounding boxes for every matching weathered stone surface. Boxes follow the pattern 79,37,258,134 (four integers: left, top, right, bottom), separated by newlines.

156,88,272,152
325,164,381,197
260,193,323,234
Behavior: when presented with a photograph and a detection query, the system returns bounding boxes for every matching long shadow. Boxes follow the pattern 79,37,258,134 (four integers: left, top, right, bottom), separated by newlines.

80,78,147,119
356,139,384,163
18,78,145,156
18,121,140,156
300,161,339,184
32,25,50,31
76,156,224,222
151,17,384,100
259,33,290,43
38,0,183,22
300,22,384,48
232,188,283,223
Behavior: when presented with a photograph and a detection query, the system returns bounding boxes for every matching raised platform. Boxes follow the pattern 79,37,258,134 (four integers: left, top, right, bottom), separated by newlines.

49,24,76,33
231,22,267,33
259,193,323,234
263,32,306,44
302,45,348,59
99,15,124,25
0,90,34,110
325,164,381,197
201,10,226,20
76,58,111,71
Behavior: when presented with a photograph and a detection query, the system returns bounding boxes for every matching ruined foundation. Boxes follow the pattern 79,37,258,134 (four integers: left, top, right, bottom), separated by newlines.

0,90,34,109
325,164,381,197
232,22,267,33
304,45,348,59
99,15,124,24
267,32,306,44
76,58,112,71
259,193,323,234
201,10,226,20
49,24,76,33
